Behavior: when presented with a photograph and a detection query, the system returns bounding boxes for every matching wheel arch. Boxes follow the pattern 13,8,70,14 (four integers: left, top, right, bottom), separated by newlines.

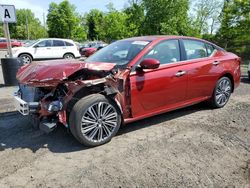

63,52,75,58
18,53,33,60
219,72,235,92
66,85,123,124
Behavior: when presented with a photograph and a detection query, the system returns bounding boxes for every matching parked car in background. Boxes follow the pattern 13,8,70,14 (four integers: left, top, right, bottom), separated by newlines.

18,40,37,46
14,36,241,147
0,38,23,49
80,41,108,57
12,38,81,64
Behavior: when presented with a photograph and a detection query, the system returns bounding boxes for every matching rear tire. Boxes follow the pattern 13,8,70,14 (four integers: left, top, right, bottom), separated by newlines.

69,94,121,147
209,77,232,108
63,53,75,59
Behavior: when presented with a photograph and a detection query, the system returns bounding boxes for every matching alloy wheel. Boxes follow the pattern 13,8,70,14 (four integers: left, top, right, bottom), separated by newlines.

64,54,74,59
21,55,31,64
215,79,231,106
81,102,118,143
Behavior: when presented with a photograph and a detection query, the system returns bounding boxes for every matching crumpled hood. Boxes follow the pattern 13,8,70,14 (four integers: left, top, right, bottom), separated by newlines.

16,59,116,86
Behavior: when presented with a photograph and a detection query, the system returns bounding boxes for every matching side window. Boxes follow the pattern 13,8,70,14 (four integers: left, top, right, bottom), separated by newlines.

206,43,216,56
144,40,180,65
36,40,52,47
65,41,74,46
183,40,208,60
53,40,65,47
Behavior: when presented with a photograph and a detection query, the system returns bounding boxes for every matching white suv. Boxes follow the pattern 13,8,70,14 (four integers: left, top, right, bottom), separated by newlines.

12,38,81,64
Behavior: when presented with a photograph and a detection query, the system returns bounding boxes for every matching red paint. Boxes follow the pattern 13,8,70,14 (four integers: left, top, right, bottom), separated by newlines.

81,47,97,57
58,111,67,126
0,38,22,49
17,59,116,86
16,36,241,126
140,58,160,69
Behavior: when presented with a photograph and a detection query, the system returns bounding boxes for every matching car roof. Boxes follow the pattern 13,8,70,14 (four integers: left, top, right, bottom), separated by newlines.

122,35,210,43
39,38,74,42
121,35,224,50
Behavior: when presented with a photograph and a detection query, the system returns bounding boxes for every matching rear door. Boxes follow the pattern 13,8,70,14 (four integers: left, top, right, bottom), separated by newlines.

65,40,78,56
51,40,67,58
130,39,188,118
181,39,222,100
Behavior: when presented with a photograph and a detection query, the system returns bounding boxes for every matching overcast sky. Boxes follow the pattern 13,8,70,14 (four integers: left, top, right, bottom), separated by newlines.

0,0,128,24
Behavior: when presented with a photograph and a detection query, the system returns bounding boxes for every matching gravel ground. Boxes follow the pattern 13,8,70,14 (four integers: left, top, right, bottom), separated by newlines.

0,67,249,188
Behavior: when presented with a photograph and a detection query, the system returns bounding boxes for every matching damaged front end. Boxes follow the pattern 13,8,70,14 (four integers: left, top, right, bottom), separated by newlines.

14,60,128,133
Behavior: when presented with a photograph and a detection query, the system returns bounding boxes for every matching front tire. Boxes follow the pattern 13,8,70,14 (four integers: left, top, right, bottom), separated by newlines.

19,54,32,64
210,77,232,108
69,94,121,147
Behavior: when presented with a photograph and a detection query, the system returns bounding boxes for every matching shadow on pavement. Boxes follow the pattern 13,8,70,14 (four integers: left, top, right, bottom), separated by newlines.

0,102,211,154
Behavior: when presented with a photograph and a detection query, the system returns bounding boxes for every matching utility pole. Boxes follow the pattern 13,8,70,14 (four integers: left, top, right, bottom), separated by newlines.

43,12,46,30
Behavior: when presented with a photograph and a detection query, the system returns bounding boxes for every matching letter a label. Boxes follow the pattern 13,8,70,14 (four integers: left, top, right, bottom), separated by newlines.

0,5,17,23
4,9,10,19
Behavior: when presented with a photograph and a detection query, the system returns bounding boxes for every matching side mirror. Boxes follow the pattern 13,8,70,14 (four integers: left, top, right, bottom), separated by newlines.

139,58,160,70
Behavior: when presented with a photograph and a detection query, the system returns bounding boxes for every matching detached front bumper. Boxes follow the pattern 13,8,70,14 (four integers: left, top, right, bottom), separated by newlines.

14,92,39,115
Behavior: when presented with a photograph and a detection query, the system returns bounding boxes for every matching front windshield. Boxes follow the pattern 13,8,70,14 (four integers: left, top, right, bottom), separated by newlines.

24,40,39,47
85,40,150,65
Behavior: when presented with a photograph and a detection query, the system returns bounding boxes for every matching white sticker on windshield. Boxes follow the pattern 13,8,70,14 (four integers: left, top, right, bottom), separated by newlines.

132,41,149,45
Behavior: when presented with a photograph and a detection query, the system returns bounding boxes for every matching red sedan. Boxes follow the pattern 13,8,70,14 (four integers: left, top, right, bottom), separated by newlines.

15,36,241,146
80,47,97,57
80,43,107,57
0,38,22,48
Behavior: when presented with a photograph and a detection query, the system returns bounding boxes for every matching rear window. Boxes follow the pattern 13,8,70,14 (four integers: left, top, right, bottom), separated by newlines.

53,40,65,47
206,44,216,56
65,41,74,46
183,40,208,60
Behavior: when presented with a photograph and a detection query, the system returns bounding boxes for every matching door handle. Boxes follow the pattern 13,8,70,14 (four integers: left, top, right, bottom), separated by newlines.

213,61,220,65
175,71,186,77
46,48,51,50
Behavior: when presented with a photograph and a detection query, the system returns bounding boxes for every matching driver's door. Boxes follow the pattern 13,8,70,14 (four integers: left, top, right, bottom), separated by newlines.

33,40,53,59
130,40,188,118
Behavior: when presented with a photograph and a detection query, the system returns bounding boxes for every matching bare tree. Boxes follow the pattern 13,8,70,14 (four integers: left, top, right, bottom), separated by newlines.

191,0,223,34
